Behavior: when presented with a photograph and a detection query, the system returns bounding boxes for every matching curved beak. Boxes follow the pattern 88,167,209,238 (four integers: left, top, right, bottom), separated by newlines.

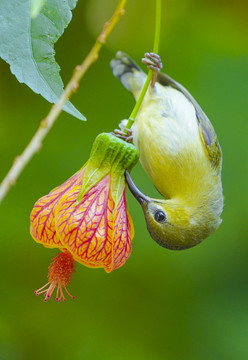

125,171,150,206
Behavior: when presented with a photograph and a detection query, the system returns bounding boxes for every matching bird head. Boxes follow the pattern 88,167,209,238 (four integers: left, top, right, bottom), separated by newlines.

125,171,209,250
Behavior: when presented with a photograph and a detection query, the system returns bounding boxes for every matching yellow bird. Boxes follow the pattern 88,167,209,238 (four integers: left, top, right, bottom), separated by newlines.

110,52,223,250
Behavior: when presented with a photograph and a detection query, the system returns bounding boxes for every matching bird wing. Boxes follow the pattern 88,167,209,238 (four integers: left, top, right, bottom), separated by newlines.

157,72,222,170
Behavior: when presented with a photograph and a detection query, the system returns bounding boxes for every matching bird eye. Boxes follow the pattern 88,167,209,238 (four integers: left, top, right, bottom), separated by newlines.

154,210,166,223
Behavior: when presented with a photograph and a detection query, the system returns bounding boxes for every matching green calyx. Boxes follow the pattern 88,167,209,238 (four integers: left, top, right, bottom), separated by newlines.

77,133,139,206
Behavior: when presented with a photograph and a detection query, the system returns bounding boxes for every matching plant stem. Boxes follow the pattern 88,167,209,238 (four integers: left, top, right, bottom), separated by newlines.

125,0,161,131
153,0,161,55
0,0,127,204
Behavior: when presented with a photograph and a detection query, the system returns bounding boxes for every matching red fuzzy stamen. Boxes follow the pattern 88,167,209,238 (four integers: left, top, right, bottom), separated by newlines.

34,250,75,302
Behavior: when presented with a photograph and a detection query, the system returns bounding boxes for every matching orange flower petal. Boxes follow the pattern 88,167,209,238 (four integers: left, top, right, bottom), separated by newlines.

30,169,84,249
105,188,134,272
55,175,115,269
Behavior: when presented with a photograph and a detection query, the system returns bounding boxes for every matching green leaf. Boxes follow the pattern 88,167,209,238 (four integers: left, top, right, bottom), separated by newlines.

31,0,46,18
0,0,85,121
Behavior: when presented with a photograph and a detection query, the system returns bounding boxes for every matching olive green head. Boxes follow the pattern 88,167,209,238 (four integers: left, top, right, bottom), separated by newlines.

125,171,219,250
141,200,202,250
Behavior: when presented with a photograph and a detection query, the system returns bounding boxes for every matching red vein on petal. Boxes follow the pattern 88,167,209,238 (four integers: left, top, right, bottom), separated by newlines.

111,188,133,271
56,175,114,269
30,168,85,248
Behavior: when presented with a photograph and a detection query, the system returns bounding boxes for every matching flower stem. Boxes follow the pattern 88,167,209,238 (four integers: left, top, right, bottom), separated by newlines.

0,0,127,204
125,0,161,131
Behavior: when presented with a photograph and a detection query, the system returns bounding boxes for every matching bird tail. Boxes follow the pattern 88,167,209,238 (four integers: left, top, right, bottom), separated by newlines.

110,51,146,98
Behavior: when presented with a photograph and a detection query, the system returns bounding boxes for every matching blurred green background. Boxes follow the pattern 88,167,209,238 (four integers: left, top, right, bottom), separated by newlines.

0,0,248,359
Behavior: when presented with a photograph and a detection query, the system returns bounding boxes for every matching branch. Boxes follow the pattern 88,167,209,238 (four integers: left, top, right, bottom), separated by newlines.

0,0,127,204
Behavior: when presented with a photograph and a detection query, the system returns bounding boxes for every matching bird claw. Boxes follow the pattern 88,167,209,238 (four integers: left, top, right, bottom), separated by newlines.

113,128,133,143
142,52,163,72
142,52,163,88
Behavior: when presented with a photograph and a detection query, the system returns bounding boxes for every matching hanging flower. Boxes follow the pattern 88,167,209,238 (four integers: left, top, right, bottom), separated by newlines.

30,133,139,301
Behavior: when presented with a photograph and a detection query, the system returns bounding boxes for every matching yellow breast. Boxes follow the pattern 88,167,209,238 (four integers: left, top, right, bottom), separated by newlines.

133,84,221,204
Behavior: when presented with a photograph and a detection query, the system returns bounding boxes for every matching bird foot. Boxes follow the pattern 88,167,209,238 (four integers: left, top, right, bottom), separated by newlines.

142,52,163,72
142,52,163,88
113,128,133,143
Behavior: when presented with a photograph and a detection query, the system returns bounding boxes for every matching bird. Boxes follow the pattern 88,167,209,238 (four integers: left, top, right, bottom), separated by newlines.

110,51,223,250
